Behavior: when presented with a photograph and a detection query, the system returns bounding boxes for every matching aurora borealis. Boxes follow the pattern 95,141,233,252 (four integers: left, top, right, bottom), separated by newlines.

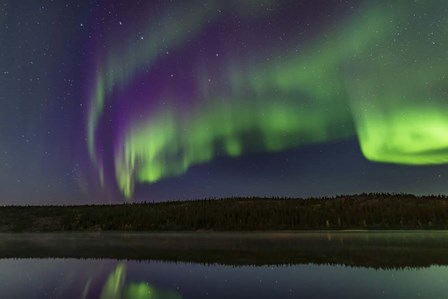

2,0,448,204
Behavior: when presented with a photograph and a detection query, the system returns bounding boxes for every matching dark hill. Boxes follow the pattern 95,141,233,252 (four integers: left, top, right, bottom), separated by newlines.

1,193,448,232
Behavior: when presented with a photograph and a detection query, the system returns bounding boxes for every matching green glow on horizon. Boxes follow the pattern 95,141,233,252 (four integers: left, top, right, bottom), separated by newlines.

354,108,448,165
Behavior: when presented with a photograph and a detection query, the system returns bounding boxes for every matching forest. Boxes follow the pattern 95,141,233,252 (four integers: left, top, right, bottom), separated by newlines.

1,193,448,231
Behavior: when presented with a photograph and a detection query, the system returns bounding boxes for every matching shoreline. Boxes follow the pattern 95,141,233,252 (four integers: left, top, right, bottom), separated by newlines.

0,231,448,269
2,229,448,233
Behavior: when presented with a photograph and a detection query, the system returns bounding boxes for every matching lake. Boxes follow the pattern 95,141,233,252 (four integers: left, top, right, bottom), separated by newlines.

1,231,448,298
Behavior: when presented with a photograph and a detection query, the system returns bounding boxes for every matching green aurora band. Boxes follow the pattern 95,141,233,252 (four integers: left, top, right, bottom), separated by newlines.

87,0,277,182
346,1,448,165
88,1,448,199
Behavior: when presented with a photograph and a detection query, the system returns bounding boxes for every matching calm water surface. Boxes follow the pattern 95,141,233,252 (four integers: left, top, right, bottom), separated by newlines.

1,232,448,299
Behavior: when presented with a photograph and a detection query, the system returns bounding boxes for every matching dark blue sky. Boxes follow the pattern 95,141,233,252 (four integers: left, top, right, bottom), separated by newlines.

1,0,447,205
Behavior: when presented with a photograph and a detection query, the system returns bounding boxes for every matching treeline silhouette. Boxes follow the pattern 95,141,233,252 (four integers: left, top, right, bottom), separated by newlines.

2,193,448,231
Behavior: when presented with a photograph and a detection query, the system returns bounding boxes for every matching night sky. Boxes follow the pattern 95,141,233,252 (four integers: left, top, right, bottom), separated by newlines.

1,0,448,205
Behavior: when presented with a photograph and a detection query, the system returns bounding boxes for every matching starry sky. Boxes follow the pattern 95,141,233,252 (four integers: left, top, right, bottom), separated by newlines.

1,0,448,205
